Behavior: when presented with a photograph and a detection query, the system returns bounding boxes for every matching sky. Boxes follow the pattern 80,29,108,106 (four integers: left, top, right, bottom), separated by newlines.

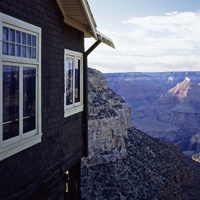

86,0,200,73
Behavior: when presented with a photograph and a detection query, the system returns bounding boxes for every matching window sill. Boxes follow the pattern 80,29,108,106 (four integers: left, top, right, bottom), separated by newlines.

64,105,84,118
0,133,42,161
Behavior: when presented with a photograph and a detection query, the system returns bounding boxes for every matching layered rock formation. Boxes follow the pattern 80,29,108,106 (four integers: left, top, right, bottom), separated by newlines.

105,72,200,156
81,68,200,200
82,68,131,166
160,78,200,127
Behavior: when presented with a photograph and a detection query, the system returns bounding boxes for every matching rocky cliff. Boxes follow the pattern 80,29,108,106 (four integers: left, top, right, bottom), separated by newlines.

81,68,200,200
82,68,131,166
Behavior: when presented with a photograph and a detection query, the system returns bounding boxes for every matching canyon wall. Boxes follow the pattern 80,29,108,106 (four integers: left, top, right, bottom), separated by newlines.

82,68,131,166
105,72,200,156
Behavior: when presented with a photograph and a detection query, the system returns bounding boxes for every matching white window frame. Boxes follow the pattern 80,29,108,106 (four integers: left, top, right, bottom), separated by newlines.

0,13,42,160
64,49,83,117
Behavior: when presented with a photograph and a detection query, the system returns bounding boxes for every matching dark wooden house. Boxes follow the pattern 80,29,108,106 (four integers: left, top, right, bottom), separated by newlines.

0,0,114,199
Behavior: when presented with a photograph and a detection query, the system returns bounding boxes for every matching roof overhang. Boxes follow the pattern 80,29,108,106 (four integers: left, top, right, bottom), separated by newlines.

56,0,115,48
56,0,96,38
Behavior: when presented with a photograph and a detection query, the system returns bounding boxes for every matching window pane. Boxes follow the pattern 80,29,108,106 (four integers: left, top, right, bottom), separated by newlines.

9,43,15,56
3,66,19,140
27,34,31,46
16,31,21,43
32,35,36,47
75,59,80,103
2,27,9,55
31,47,36,59
26,47,31,58
3,42,8,55
66,58,73,105
22,32,26,44
22,45,26,57
23,67,36,133
16,44,21,57
10,29,15,42
3,27,8,41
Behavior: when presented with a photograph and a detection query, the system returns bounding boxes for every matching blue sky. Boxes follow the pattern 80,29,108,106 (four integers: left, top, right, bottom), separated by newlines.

86,0,200,73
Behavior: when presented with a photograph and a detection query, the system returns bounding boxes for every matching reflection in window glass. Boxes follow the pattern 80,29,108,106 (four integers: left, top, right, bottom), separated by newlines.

3,66,19,140
75,59,80,103
66,58,73,105
23,68,36,133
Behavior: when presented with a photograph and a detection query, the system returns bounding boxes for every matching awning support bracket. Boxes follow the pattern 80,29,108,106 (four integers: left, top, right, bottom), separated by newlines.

85,40,102,56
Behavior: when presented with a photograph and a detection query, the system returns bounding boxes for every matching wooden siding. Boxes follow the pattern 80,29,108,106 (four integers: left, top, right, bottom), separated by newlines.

0,0,86,199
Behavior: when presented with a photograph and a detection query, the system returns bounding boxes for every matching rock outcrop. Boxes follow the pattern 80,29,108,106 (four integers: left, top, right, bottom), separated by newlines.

82,68,131,166
192,152,200,163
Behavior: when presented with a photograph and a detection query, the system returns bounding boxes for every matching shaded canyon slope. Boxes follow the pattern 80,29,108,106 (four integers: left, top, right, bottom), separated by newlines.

81,68,200,200
105,72,200,157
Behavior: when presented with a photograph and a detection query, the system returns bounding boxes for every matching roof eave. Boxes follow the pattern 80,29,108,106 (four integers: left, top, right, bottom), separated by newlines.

56,0,115,48
56,0,96,38
80,0,97,39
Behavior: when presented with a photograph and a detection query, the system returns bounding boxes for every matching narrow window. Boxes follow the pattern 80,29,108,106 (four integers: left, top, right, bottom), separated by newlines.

66,58,73,106
23,67,36,133
3,66,19,141
64,50,83,117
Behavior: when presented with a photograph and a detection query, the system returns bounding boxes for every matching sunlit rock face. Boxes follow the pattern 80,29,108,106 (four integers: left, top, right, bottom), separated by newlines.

160,78,200,127
188,133,200,152
82,68,131,166
192,152,200,163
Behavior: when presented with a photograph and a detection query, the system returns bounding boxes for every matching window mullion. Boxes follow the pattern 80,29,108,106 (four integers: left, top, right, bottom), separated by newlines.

80,58,83,105
0,19,2,149
19,65,23,139
0,65,2,149
73,58,75,106
64,55,67,112
35,66,38,133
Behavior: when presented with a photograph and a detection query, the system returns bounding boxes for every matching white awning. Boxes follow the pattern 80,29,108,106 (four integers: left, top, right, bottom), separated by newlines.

96,30,115,49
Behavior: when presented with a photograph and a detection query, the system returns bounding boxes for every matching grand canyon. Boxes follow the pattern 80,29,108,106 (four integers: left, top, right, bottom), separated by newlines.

81,69,200,199
105,72,200,159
